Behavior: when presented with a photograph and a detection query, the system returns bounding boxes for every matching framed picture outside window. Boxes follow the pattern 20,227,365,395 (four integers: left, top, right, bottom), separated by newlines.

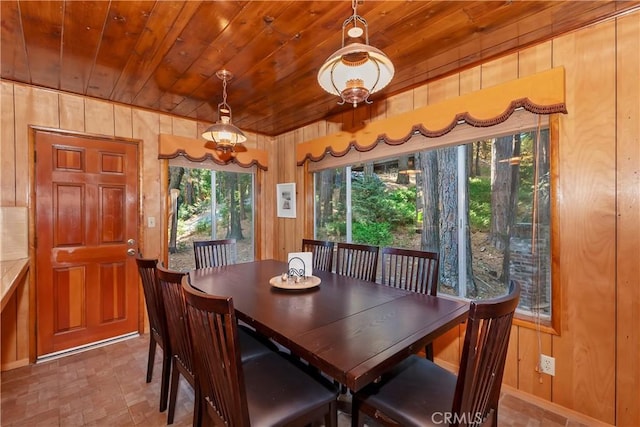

277,183,296,218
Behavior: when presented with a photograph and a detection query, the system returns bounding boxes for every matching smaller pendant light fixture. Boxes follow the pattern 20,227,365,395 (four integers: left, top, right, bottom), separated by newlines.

317,0,394,107
202,70,247,153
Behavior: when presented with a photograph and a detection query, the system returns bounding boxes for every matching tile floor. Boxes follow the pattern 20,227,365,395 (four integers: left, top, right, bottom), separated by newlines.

1,334,591,426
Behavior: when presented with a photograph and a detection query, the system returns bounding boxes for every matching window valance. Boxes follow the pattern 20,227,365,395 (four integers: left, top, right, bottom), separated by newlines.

158,134,268,170
296,67,567,165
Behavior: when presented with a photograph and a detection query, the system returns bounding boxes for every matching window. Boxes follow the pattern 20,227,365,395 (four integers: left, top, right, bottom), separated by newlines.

314,128,552,321
167,165,255,270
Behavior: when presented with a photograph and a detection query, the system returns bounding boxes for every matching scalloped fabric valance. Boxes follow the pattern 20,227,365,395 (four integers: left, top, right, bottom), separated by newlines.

158,134,268,170
297,67,566,165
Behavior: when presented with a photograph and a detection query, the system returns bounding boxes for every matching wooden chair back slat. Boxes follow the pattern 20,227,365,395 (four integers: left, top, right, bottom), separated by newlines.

380,247,439,296
136,257,168,344
193,239,237,269
335,242,379,282
156,266,195,378
302,239,335,272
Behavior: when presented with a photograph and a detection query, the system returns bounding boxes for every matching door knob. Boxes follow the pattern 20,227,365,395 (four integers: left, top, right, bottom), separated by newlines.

127,239,136,246
127,248,136,256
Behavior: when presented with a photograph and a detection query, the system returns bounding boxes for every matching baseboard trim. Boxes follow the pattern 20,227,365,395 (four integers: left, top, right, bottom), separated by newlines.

501,385,614,427
36,332,140,364
1,358,29,372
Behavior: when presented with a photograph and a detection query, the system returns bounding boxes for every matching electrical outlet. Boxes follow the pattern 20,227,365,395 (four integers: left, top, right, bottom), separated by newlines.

539,354,555,376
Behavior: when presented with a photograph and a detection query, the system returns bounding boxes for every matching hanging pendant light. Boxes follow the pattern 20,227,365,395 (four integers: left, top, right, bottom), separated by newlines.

317,0,394,107
202,70,247,153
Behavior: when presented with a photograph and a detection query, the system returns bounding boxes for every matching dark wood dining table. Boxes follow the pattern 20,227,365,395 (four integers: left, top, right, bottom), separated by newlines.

188,259,469,392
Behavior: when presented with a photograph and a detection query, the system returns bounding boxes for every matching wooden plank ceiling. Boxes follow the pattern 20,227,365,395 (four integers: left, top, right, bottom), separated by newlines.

1,1,638,136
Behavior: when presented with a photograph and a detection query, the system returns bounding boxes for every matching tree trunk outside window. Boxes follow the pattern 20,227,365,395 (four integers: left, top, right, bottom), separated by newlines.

489,136,514,250
419,151,439,253
501,133,521,282
226,173,244,240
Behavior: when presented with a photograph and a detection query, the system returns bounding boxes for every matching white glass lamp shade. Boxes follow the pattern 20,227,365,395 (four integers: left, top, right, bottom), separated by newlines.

318,42,394,107
202,116,247,151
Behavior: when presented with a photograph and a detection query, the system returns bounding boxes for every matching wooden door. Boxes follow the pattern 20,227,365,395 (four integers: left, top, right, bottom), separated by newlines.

35,131,139,356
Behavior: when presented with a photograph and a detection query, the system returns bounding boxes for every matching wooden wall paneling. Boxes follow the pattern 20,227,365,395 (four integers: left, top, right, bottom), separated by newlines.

517,326,552,399
275,131,298,260
295,135,307,251
479,54,519,88
552,22,617,424
171,116,198,138
1,82,16,206
274,132,285,260
253,132,269,260
301,121,325,143
1,292,18,365
14,86,59,206
325,117,343,136
159,115,173,136
1,268,30,371
517,41,553,78
114,105,133,138
433,323,462,370
502,327,519,388
59,93,85,132
300,122,324,239
0,207,27,260
132,110,161,259
615,12,640,427
367,95,387,124
458,67,481,96
15,268,29,367
412,83,429,109
352,103,374,133
385,90,414,116
289,130,303,257
85,99,115,136
428,74,462,103
261,137,279,260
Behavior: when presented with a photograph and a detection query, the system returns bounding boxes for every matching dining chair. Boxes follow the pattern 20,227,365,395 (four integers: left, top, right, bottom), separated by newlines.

193,238,236,269
335,242,380,282
380,246,440,360
156,265,276,424
182,281,339,427
351,281,521,427
302,238,335,272
380,247,439,295
135,256,171,413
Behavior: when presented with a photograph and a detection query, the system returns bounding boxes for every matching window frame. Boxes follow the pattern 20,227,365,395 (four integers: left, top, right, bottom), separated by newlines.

308,113,561,335
160,156,259,269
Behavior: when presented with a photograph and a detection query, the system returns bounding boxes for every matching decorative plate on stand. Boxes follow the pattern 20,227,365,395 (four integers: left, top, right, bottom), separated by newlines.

269,275,321,290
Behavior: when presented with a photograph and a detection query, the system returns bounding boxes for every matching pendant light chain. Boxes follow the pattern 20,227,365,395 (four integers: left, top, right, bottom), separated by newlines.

351,0,358,23
221,75,228,108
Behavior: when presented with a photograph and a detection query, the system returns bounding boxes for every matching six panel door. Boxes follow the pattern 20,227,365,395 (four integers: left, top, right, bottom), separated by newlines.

35,131,139,356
